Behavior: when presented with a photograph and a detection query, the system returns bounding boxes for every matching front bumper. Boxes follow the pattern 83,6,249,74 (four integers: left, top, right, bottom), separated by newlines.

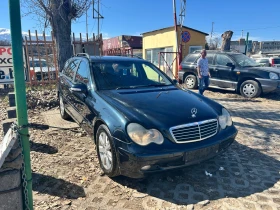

117,126,237,178
257,78,280,93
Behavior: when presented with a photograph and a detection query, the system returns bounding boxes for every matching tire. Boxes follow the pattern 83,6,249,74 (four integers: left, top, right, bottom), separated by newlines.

96,125,120,177
240,80,261,98
184,74,198,89
59,94,71,120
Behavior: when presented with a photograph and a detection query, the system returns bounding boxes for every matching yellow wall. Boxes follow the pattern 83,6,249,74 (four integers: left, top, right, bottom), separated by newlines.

143,26,207,77
143,27,176,58
178,27,207,59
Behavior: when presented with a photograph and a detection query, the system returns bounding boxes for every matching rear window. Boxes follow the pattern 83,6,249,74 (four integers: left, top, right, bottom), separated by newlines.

272,58,280,64
182,54,199,63
256,59,269,63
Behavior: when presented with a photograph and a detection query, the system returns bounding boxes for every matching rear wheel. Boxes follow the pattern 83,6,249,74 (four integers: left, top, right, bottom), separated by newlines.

59,94,70,120
96,125,120,177
184,74,198,89
240,80,261,98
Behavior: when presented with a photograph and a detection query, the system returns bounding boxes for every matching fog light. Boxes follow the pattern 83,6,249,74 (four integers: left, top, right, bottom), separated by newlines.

141,165,152,170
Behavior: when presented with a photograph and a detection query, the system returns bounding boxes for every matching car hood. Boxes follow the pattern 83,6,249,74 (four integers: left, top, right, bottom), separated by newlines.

247,66,280,74
98,87,221,129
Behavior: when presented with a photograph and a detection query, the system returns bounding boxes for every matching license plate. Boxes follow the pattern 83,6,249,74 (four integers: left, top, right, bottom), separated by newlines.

185,145,219,163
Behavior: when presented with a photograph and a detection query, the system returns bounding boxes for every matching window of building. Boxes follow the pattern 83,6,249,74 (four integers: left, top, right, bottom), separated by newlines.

145,47,174,66
189,46,202,54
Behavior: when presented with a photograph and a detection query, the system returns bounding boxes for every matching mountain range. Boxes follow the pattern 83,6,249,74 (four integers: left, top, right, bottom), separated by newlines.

0,28,52,42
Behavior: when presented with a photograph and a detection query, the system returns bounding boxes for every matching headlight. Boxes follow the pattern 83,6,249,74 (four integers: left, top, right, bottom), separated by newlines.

127,123,164,146
218,108,232,129
269,72,279,80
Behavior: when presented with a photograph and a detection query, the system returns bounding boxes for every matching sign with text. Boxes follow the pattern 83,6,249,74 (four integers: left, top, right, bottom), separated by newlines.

0,46,26,84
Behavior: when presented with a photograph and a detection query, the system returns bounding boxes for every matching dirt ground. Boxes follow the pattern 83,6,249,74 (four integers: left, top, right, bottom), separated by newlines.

1,87,280,210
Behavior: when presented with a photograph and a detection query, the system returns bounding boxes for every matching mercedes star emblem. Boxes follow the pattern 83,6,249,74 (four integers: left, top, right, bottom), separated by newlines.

191,108,197,118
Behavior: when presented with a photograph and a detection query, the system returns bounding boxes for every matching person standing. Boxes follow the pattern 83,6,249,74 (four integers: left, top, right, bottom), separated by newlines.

197,49,211,95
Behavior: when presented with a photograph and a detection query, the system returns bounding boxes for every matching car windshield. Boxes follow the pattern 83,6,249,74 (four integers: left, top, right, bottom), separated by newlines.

91,60,173,90
29,60,49,67
231,54,260,67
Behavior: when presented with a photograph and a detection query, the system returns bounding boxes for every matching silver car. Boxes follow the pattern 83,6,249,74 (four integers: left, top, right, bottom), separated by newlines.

255,58,271,67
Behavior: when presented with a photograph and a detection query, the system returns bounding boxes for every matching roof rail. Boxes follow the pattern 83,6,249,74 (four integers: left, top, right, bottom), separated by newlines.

108,54,143,59
75,53,90,59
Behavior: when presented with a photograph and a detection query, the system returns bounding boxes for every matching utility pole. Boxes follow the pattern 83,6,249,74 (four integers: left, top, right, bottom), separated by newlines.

210,22,214,49
86,9,88,34
8,0,33,209
245,32,249,55
93,0,104,37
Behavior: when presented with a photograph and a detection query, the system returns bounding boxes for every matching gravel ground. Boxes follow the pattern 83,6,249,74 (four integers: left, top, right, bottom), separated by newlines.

1,87,280,210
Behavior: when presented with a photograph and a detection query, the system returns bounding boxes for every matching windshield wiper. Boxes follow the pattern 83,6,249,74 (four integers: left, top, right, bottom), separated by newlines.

115,84,170,90
139,84,171,87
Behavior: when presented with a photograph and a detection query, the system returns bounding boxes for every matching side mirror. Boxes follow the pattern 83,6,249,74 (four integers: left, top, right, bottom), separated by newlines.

172,79,178,84
226,62,234,67
69,83,88,95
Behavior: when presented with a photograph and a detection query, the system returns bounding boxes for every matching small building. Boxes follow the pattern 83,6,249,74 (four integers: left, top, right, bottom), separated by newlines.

142,25,208,78
102,35,142,57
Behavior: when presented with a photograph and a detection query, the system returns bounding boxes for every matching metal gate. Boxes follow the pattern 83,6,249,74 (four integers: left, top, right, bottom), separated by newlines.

158,52,179,79
24,30,58,86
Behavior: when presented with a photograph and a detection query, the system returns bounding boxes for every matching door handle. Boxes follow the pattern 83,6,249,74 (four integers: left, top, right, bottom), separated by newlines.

213,69,218,71
69,87,82,92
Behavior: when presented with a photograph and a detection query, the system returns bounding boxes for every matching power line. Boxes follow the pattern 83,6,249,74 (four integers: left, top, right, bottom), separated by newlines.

217,25,280,32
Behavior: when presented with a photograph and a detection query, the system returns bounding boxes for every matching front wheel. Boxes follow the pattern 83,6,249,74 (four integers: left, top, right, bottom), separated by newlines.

184,74,198,89
59,94,70,120
240,80,261,98
96,125,120,177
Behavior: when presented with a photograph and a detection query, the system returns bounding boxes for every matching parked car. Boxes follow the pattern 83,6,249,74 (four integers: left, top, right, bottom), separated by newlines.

57,54,237,178
179,51,280,98
269,57,280,68
254,58,271,67
29,58,56,81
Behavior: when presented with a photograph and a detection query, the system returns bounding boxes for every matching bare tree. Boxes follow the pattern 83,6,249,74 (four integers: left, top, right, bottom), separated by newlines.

207,36,222,50
212,37,222,50
22,0,92,70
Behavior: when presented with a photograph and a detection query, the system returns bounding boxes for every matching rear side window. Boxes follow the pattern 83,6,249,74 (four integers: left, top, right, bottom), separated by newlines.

272,58,280,64
207,54,214,65
182,54,199,63
75,60,89,85
63,59,80,80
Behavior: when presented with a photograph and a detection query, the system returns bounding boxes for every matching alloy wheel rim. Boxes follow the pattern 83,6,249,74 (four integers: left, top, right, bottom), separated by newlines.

98,132,112,170
59,96,65,115
186,78,194,87
243,84,255,96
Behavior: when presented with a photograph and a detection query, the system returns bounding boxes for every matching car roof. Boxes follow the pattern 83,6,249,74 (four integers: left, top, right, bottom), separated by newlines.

191,50,241,55
88,55,143,62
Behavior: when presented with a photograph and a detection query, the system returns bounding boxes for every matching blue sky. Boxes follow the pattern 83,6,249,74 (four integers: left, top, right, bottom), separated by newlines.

1,0,280,41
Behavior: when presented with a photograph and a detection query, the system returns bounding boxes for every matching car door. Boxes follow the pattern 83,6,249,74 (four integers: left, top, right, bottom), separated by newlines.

213,54,235,88
60,58,81,119
71,58,96,134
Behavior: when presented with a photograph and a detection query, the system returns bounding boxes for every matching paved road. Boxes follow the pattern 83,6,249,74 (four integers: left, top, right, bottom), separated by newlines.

30,91,280,210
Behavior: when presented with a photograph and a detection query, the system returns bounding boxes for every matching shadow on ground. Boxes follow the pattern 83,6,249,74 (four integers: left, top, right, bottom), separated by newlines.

30,141,58,154
32,172,86,199
112,141,280,205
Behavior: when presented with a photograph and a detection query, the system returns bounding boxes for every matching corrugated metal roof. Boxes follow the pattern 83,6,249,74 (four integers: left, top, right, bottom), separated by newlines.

142,25,209,36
